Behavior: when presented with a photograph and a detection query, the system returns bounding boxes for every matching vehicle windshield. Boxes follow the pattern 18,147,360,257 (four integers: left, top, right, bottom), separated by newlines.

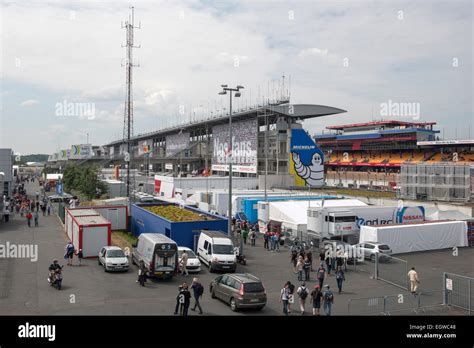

107,250,125,258
244,282,264,293
178,249,196,258
213,244,234,255
378,245,390,250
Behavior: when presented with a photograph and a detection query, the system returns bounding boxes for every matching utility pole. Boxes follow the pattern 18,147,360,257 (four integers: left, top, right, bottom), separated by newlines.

122,6,140,217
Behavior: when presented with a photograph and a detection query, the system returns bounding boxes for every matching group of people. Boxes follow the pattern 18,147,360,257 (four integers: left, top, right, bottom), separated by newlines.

64,241,83,266
263,230,283,252
173,278,204,316
280,280,335,316
2,177,52,226
233,219,257,246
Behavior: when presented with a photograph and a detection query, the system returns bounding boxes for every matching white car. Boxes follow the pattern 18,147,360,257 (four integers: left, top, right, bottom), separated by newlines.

98,246,129,272
178,247,201,273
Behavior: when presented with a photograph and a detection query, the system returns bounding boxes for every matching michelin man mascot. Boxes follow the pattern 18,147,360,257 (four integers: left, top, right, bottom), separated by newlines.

292,151,324,187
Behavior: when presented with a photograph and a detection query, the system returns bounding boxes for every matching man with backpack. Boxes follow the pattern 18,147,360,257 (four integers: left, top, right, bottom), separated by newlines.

190,278,204,314
323,284,334,316
296,282,309,315
310,285,323,316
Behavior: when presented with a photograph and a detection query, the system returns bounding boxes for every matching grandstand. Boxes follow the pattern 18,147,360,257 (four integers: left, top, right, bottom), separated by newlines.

314,121,474,197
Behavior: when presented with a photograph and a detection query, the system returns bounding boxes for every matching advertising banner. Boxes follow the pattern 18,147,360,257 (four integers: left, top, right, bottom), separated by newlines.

211,119,257,174
70,144,92,159
57,149,70,161
138,139,152,156
166,132,190,157
290,129,325,187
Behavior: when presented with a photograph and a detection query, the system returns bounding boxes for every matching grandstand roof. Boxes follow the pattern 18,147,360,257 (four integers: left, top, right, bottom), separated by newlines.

326,120,436,130
105,103,346,147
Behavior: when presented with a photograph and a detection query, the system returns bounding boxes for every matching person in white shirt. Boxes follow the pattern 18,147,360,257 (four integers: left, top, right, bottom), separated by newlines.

407,267,420,294
296,282,309,315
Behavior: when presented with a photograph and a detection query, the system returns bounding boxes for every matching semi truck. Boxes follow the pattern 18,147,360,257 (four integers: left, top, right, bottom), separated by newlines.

307,205,425,243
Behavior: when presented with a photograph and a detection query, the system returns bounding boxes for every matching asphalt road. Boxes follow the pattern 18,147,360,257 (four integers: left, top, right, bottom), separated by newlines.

0,180,473,315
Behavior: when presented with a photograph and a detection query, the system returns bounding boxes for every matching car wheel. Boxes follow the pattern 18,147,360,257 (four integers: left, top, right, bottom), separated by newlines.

104,265,108,272
211,287,216,299
370,254,375,262
230,298,238,312
98,258,101,265
132,257,136,266
209,263,213,273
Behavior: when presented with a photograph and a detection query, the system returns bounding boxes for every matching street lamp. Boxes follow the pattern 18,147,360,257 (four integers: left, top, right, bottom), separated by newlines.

219,84,244,240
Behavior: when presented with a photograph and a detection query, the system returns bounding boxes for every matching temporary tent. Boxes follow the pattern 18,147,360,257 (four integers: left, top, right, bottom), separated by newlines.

268,199,367,231
359,221,468,254
425,209,472,221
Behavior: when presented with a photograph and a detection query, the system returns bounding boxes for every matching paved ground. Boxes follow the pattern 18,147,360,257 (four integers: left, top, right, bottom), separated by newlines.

0,180,472,315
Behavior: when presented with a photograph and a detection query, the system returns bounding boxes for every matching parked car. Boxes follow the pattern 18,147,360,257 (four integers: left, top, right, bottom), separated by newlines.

355,241,392,262
47,193,73,203
178,247,201,273
98,246,129,272
209,273,266,312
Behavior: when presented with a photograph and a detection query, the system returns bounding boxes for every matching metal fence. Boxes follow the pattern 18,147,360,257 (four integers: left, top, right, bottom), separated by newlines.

348,291,445,315
375,254,409,290
443,272,473,315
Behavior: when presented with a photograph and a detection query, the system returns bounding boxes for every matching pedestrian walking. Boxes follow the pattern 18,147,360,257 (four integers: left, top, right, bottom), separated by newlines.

287,281,295,313
280,282,290,315
335,266,345,293
408,267,420,294
310,285,323,316
180,283,191,316
26,211,32,227
174,285,184,315
64,241,75,266
323,284,334,316
242,227,248,245
76,249,83,266
33,210,39,226
317,264,326,288
296,255,304,281
250,230,256,246
47,205,51,216
307,249,313,271
303,256,311,281
3,206,10,223
190,278,204,314
326,255,333,276
41,204,46,216
137,260,147,286
263,232,269,250
180,250,189,276
296,282,309,315
290,248,298,268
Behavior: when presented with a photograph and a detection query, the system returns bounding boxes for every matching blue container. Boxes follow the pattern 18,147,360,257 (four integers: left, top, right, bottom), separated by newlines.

242,195,339,224
131,203,228,250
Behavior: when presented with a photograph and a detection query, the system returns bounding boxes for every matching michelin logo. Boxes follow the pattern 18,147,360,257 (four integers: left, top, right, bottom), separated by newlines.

291,129,325,187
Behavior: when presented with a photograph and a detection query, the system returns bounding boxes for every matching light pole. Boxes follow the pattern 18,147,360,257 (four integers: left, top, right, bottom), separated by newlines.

219,84,244,239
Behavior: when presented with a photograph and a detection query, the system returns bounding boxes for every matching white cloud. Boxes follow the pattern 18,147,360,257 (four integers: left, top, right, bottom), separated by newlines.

20,99,39,107
1,0,472,153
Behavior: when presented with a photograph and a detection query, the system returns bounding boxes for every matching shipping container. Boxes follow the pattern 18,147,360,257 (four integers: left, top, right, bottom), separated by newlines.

70,215,112,258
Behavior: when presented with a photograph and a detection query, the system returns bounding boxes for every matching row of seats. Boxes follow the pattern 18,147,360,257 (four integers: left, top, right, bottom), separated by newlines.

327,151,474,164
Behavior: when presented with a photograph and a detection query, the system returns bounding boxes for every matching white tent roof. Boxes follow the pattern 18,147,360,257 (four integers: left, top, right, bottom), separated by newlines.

425,209,472,221
269,199,367,226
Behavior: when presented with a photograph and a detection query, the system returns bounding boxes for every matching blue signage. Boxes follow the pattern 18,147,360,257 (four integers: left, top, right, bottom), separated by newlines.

290,129,325,187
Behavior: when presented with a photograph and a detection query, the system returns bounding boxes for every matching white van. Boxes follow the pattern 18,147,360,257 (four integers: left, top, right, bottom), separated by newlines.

196,230,236,273
132,233,178,279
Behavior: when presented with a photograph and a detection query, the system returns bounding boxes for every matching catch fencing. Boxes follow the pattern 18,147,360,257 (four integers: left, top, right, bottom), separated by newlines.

443,272,473,315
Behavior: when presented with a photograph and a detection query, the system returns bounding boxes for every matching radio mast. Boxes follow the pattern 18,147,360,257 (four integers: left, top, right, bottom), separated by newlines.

122,6,140,209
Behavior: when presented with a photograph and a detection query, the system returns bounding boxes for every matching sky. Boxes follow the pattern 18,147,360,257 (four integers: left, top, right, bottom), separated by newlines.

0,0,472,155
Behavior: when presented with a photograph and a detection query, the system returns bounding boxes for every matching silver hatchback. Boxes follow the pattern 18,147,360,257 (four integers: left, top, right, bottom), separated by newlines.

356,242,392,262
